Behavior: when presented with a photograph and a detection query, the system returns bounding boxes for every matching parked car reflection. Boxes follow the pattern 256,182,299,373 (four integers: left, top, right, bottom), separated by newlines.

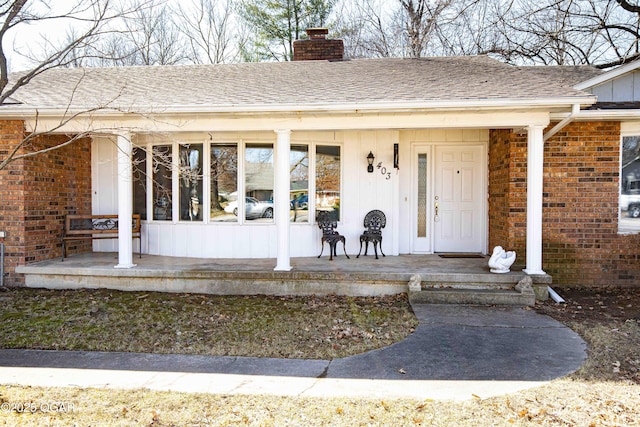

290,194,308,210
224,197,274,219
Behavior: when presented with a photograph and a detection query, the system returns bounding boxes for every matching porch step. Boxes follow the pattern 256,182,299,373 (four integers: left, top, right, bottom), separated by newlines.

409,288,535,306
16,253,548,305
408,276,537,306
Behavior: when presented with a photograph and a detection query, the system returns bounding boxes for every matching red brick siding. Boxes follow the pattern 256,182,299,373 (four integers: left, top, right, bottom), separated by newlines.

293,39,344,61
0,121,27,285
488,129,527,266
489,122,640,287
0,121,91,286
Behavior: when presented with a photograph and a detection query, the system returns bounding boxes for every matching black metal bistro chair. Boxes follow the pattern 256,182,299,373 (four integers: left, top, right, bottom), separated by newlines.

357,210,386,259
317,211,349,261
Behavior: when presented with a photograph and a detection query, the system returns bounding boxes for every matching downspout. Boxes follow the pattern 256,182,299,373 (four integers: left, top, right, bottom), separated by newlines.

544,104,581,142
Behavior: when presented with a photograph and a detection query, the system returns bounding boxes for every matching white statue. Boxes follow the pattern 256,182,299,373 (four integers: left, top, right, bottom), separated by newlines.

488,246,516,273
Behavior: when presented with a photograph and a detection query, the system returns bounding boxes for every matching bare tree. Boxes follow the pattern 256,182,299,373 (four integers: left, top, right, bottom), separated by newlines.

428,0,498,56
331,0,403,58
400,0,455,58
117,0,187,65
0,0,130,104
174,0,238,64
490,0,640,68
0,0,155,171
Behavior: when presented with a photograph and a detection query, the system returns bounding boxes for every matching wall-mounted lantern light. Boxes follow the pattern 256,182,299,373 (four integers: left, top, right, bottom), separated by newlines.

367,151,375,173
393,143,399,169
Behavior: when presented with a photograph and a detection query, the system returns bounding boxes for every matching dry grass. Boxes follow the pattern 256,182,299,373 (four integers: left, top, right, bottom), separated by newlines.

1,379,638,426
0,287,639,426
0,288,417,359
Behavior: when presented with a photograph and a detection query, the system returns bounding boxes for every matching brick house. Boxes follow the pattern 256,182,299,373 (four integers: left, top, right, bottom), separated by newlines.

1,30,639,289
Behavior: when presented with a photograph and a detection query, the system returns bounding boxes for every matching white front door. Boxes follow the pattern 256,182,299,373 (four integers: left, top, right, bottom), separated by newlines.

412,144,486,253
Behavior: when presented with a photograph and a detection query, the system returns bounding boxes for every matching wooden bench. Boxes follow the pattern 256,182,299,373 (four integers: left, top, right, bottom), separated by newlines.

62,214,141,260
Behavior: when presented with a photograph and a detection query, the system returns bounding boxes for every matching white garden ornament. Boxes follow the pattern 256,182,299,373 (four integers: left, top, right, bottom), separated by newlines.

488,246,516,273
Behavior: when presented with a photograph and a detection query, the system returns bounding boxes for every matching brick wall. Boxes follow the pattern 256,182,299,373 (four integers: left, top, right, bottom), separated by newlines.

488,129,527,267
0,120,27,286
293,28,344,61
489,122,640,287
0,121,91,286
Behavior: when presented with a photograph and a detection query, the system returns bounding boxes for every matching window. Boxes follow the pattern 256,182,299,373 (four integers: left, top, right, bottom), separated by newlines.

621,136,640,232
244,143,274,222
316,145,341,221
290,145,309,223
152,145,172,221
136,138,342,225
211,144,238,223
179,143,203,221
132,146,147,220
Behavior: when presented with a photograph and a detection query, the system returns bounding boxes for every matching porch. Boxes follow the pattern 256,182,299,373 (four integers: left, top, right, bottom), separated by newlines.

16,253,551,305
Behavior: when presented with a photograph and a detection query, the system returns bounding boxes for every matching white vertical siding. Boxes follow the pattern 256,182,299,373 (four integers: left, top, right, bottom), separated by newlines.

93,129,486,259
91,136,119,252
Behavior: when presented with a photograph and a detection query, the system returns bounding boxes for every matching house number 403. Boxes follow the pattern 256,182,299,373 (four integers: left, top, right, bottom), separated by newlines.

376,162,391,180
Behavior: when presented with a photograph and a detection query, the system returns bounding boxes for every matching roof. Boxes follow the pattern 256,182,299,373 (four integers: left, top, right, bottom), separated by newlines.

517,64,603,88
4,56,598,113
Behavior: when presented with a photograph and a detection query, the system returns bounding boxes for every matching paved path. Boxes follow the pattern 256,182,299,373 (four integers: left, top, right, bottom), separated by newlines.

0,305,585,401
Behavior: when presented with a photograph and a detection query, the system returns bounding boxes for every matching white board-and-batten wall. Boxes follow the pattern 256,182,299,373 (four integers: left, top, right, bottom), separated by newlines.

92,128,490,259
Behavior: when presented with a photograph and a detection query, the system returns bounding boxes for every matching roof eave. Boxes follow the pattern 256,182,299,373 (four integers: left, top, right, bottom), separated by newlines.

0,97,597,118
560,109,640,121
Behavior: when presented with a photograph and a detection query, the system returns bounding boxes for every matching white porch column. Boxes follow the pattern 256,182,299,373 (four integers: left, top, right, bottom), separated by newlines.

115,132,136,269
523,125,546,275
274,129,292,271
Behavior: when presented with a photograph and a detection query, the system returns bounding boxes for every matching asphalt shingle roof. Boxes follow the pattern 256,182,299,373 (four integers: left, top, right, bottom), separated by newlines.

6,56,602,112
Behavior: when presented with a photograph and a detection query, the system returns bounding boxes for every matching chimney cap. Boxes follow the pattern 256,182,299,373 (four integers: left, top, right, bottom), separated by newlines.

306,28,329,39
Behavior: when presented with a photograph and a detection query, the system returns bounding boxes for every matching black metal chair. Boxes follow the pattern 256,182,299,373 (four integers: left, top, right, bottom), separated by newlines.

357,210,386,259
317,211,349,261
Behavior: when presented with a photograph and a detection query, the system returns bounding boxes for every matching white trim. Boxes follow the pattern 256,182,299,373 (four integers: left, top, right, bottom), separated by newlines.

0,97,597,118
274,130,292,271
115,132,136,269
523,126,546,276
544,104,580,141
23,110,558,135
562,109,640,121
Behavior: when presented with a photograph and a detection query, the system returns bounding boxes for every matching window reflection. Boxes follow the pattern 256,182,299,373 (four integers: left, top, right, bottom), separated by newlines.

152,145,172,221
621,136,640,230
316,145,341,221
179,144,203,221
132,146,147,220
245,143,274,222
211,144,238,223
290,145,309,223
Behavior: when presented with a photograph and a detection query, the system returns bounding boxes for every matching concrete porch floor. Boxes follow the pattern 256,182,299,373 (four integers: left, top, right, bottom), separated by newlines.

16,253,551,305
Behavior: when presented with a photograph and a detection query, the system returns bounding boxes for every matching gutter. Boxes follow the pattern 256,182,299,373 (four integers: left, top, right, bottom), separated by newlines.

544,104,581,141
545,106,640,141
0,97,597,119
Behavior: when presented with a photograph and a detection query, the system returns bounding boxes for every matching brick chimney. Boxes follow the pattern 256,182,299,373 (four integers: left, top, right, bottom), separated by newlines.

293,28,344,61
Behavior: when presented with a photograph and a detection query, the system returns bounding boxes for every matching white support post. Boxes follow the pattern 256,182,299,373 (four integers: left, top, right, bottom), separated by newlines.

115,132,136,269
523,125,546,276
274,129,292,271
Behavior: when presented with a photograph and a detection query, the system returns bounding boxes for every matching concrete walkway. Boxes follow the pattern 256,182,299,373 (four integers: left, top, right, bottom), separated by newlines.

0,305,586,401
